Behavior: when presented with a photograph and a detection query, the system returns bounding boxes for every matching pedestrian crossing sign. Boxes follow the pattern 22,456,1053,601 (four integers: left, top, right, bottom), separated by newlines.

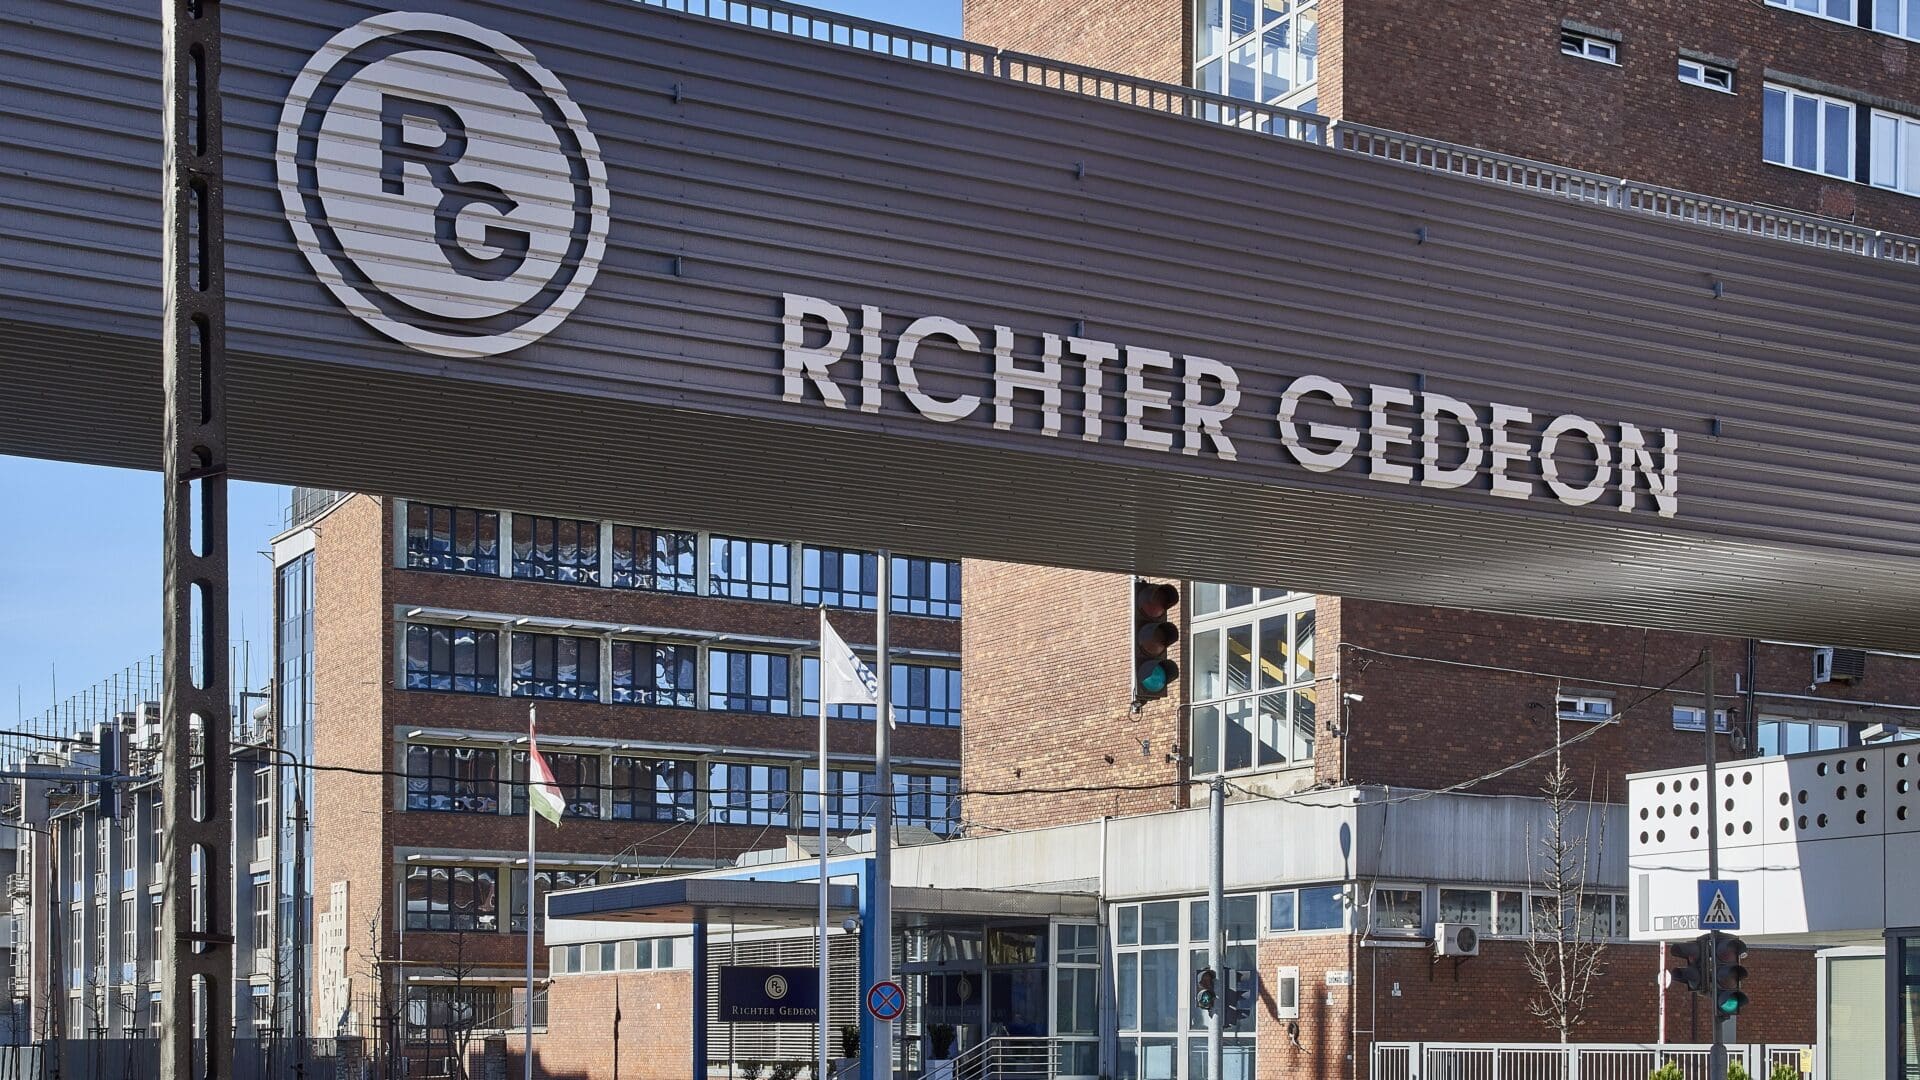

1698,879,1740,930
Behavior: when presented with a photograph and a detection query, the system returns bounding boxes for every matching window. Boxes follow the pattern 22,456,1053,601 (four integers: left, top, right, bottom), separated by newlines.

1370,887,1424,934
1115,895,1255,1080
404,624,500,694
405,745,500,814
511,869,599,932
1764,83,1855,179
709,763,791,826
1192,0,1320,115
1875,0,1920,37
512,751,601,819
803,546,877,609
709,536,791,601
1560,30,1618,64
610,642,696,707
120,898,135,977
1056,923,1100,1074
801,655,878,721
1190,588,1316,775
1576,893,1629,940
1768,0,1855,21
1678,58,1734,92
1298,885,1346,931
511,515,600,584
609,756,696,822
708,649,792,714
610,526,697,592
403,865,499,931
1871,109,1920,196
893,664,962,727
1273,966,1300,1020
890,555,962,618
1758,715,1849,756
149,896,162,971
251,984,273,1033
511,632,601,700
802,768,877,831
253,763,273,842
251,873,271,951
1672,705,1732,733
1556,695,1614,723
891,772,960,834
1436,888,1526,936
405,503,500,575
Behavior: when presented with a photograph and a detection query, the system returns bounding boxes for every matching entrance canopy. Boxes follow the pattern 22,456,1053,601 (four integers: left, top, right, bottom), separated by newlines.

6,0,1920,646
549,875,1097,929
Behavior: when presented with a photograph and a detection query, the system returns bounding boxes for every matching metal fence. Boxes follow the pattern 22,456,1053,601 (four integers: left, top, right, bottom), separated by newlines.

638,0,1920,267
1371,1042,1814,1080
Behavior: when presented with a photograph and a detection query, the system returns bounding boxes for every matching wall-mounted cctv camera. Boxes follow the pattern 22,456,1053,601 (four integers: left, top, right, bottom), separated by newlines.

842,917,858,933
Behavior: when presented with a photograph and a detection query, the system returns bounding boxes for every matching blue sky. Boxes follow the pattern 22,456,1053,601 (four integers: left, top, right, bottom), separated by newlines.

0,0,961,725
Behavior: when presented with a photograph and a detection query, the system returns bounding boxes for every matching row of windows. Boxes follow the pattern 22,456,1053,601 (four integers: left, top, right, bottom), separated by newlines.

1768,0,1920,44
403,623,962,725
403,743,960,834
405,502,960,617
550,936,689,975
1116,882,1630,945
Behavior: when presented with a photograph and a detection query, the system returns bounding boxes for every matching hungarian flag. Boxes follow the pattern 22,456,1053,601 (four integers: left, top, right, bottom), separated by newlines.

527,710,566,826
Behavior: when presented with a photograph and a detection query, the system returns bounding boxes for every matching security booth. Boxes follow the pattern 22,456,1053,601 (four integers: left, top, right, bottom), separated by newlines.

545,852,1099,1080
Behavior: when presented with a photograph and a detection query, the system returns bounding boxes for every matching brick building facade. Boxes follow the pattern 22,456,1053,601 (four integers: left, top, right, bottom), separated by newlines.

280,492,962,1072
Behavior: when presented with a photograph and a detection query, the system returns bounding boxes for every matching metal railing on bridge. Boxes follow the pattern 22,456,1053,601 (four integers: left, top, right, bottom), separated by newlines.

636,0,1920,268
1372,1041,1813,1080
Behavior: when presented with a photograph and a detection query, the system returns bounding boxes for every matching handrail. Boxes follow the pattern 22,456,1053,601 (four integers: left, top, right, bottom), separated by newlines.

947,1036,1055,1080
637,0,1920,269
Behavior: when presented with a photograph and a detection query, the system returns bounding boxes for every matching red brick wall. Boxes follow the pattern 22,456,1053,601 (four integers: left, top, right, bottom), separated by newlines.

513,970,695,1080
962,0,1186,83
308,494,392,1031
961,561,1187,831
1332,0,1920,234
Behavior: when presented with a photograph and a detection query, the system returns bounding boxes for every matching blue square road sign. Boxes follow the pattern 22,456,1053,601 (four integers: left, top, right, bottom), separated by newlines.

1698,879,1740,930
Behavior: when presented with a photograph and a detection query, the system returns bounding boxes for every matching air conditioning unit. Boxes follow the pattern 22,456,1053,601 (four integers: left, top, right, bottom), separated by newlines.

1813,648,1868,685
1435,923,1480,958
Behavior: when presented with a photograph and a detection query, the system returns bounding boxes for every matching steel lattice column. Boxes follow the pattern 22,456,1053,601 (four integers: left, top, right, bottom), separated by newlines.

161,0,234,1077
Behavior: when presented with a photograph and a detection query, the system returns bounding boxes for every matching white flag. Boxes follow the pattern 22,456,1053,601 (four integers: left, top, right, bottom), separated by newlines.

820,612,881,711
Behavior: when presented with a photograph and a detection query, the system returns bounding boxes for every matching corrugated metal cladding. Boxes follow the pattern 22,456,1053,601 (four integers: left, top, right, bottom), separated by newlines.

3,1,1920,646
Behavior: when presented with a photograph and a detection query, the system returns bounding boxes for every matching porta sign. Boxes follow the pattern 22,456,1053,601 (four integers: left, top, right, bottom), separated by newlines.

719,966,820,1023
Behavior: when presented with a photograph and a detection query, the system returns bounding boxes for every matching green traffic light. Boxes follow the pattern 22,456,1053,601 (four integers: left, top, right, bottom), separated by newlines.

1717,991,1748,1016
1140,664,1169,694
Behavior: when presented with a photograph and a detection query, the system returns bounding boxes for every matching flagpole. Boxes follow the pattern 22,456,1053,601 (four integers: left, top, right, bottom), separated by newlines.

872,552,892,1080
817,610,831,1080
525,703,537,1080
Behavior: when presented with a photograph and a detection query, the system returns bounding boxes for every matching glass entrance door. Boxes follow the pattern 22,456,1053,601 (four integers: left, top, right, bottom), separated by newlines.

987,968,1047,1038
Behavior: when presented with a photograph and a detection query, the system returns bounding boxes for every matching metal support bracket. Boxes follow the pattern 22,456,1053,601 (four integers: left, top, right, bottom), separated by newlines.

161,0,234,1076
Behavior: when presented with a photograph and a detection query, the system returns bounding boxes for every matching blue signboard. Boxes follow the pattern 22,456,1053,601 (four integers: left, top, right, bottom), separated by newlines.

1698,879,1741,931
719,966,819,1023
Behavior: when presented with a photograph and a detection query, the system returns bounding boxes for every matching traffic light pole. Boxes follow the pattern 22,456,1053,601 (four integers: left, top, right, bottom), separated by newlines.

1702,650,1725,1080
1207,775,1223,1080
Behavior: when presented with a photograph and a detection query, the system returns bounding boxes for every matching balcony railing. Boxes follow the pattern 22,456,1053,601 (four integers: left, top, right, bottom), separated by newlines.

640,0,1920,267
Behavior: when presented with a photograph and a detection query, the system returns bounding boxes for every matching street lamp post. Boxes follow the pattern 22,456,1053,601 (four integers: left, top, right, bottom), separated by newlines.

237,709,307,1080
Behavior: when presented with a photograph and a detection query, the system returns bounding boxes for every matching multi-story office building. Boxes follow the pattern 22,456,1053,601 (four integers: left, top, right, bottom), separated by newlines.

275,491,962,1069
966,0,1920,236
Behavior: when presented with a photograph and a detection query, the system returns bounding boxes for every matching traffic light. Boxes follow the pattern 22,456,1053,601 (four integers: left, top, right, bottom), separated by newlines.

1194,966,1216,1012
1221,968,1252,1029
1714,935,1749,1017
1134,580,1181,699
1669,934,1710,995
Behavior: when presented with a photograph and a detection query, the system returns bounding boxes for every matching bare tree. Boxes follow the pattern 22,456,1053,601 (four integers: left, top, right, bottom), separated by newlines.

1522,717,1610,1043
441,928,482,1080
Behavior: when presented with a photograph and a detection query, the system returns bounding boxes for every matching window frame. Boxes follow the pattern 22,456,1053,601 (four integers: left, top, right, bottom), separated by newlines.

610,755,696,822
707,648,794,714
610,640,698,708
709,762,792,826
405,744,501,815
708,535,793,601
802,545,879,610
1555,694,1615,724
403,864,500,933
404,623,501,696
1764,82,1858,180
609,525,698,593
1559,30,1619,65
509,631,602,702
1188,588,1318,777
890,555,963,618
404,503,501,576
1766,0,1857,24
1677,57,1735,93
1870,107,1920,196
510,514,602,585
511,750,603,819
1368,884,1426,937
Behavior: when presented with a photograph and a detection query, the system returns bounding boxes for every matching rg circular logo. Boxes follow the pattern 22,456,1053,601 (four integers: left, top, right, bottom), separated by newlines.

276,12,609,357
764,974,790,1000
